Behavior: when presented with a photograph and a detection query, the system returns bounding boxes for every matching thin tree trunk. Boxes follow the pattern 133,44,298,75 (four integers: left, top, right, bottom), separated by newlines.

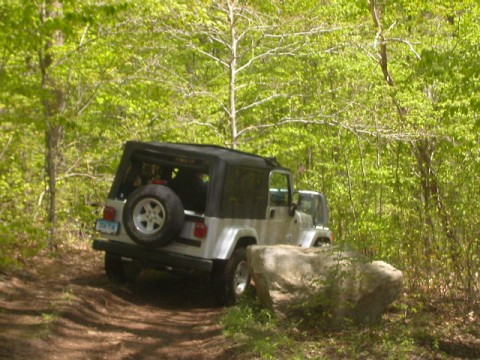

368,0,459,270
368,0,394,86
39,0,64,249
227,0,238,149
412,140,458,254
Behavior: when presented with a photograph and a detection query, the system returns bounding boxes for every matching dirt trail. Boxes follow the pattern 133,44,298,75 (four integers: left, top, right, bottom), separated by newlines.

0,246,237,360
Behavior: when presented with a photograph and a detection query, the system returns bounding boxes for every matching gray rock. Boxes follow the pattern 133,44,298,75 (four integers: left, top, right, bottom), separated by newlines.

247,245,403,329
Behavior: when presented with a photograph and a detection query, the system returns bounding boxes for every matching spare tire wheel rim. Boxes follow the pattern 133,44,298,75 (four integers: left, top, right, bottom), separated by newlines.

132,197,166,234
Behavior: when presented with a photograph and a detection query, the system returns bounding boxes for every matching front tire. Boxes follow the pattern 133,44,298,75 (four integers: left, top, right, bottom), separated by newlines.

314,238,331,247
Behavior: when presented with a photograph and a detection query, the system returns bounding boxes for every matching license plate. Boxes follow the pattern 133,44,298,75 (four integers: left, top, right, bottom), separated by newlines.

95,219,120,235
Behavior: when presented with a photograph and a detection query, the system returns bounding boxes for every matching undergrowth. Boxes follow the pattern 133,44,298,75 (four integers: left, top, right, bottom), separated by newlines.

221,293,480,359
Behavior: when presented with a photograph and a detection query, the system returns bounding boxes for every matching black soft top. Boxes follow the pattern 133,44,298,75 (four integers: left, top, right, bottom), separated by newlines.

124,141,284,169
108,141,290,212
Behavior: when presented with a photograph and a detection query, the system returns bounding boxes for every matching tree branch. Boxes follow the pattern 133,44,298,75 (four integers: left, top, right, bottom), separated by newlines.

0,135,12,161
237,93,288,113
387,37,422,60
368,0,394,86
235,114,437,142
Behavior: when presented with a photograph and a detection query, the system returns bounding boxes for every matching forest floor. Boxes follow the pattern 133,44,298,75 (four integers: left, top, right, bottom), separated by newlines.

1,243,479,360
0,243,237,360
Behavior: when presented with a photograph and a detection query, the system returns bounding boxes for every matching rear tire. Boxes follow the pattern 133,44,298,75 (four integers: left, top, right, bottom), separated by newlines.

105,253,127,284
212,248,251,306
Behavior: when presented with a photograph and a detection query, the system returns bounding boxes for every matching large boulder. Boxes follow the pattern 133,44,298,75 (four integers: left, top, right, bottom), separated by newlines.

247,245,403,329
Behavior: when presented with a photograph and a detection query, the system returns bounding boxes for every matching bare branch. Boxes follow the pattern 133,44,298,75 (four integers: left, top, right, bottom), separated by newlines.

237,42,301,73
0,135,13,161
369,0,381,28
184,90,231,116
79,23,90,47
237,94,288,113
185,119,227,145
57,173,99,181
368,0,394,86
355,42,380,62
387,37,422,60
263,25,345,38
235,114,437,142
187,43,230,68
235,118,336,139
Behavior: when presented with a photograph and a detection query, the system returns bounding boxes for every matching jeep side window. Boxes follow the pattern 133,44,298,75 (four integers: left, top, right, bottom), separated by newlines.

221,166,267,219
269,172,290,206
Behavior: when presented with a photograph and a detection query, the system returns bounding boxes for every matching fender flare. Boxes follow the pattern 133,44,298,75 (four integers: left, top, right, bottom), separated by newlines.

212,226,258,260
298,228,331,248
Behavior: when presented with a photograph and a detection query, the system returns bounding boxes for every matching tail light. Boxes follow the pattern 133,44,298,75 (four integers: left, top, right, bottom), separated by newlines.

330,231,334,243
194,222,208,238
103,206,116,221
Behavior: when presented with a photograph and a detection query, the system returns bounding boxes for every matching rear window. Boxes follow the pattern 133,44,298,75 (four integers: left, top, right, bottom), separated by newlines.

118,151,209,213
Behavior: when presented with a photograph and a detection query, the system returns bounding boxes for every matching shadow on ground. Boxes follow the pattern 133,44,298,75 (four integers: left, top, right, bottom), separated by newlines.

0,251,237,360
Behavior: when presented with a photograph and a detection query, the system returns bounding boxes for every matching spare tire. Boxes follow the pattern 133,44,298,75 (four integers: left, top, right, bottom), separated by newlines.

122,185,184,248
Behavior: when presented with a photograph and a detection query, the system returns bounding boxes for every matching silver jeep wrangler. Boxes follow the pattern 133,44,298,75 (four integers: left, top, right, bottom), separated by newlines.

93,141,332,304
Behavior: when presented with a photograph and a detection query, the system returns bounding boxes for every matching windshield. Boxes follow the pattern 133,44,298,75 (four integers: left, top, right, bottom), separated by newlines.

297,193,325,226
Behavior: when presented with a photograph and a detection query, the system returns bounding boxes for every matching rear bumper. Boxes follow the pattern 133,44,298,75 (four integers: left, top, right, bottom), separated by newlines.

92,239,213,273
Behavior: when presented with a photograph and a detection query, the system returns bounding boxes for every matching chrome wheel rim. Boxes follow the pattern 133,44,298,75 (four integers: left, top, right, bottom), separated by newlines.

132,198,166,235
233,260,249,296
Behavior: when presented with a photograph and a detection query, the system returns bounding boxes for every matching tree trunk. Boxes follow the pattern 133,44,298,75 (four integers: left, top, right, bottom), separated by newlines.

227,0,238,149
39,0,64,249
368,0,458,266
368,0,394,86
411,140,458,257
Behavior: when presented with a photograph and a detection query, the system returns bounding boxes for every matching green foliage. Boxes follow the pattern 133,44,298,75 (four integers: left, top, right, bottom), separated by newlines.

0,0,478,321
221,298,298,359
222,295,478,359
0,123,48,269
